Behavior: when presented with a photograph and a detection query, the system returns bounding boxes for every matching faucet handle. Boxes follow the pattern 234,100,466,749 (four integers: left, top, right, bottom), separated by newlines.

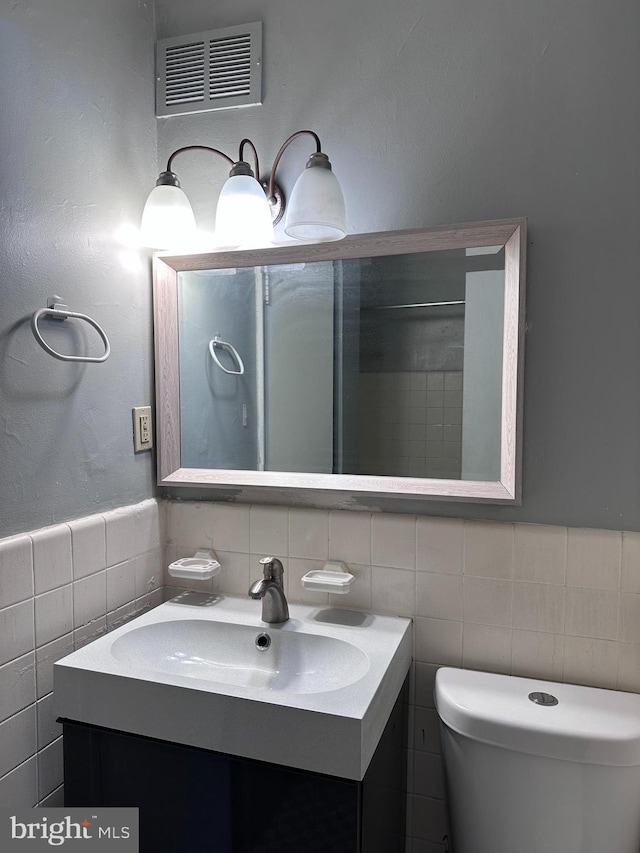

259,556,283,581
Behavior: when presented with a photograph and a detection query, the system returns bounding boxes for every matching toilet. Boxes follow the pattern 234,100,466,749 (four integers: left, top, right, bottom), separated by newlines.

435,667,640,853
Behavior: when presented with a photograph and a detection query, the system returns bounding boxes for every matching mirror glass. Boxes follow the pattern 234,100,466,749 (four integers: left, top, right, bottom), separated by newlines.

154,220,525,503
178,246,505,481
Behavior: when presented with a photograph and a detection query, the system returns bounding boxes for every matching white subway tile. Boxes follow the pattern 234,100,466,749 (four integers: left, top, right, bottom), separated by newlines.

212,503,250,552
622,532,640,593
36,634,74,698
372,566,415,615
289,509,329,560
38,736,63,801
617,643,640,693
73,618,107,650
565,587,619,640
415,618,463,667
106,601,137,632
39,785,64,807
413,751,445,800
416,518,463,575
462,624,512,674
414,663,439,709
134,549,162,598
211,551,250,597
372,514,416,569
328,562,371,611
563,636,618,689
73,570,107,629
0,653,35,723
163,571,214,594
286,558,329,606
427,372,444,391
31,525,72,595
0,535,33,609
416,573,463,621
329,511,371,565
0,755,37,808
34,586,73,647
106,560,136,612
406,748,415,795
513,524,566,584
444,372,463,391
250,505,289,556
463,578,513,627
566,528,621,590
410,794,448,843
104,506,138,567
512,583,565,633
511,630,564,682
134,499,161,552
464,521,513,579
69,514,106,579
619,593,640,644
36,693,62,750
0,601,34,666
0,705,37,778
412,707,442,755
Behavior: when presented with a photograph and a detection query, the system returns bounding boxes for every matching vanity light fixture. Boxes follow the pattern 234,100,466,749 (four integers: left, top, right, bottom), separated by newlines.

140,130,346,251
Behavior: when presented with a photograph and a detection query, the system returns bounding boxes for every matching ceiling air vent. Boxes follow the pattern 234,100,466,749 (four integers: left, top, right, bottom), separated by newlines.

156,22,262,118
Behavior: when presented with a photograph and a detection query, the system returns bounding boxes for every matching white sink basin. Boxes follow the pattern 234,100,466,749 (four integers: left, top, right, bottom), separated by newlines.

110,618,370,694
54,594,411,780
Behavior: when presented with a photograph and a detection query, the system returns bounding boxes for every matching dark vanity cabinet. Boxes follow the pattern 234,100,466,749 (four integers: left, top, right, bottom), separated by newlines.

61,680,407,853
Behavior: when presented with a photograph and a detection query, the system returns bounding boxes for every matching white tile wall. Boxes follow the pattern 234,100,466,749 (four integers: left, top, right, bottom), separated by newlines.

164,502,640,850
4,496,640,852
357,371,463,478
0,499,163,808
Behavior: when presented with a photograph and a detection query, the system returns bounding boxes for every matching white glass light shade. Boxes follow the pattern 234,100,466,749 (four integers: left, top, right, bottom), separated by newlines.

214,174,274,249
140,184,197,250
284,165,346,242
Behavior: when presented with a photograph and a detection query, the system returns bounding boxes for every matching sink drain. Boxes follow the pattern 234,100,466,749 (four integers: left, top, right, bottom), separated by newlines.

255,632,271,651
529,691,558,706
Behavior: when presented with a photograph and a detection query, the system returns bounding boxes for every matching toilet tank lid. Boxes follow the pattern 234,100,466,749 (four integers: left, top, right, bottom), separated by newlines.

435,668,640,766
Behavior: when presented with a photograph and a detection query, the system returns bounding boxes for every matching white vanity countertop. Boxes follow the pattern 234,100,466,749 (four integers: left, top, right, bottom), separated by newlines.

54,594,412,780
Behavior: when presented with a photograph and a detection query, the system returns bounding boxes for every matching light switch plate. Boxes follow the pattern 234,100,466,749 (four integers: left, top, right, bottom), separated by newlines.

132,406,153,452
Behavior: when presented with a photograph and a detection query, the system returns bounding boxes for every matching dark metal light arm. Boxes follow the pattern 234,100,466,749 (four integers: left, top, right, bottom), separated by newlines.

162,145,235,183
267,130,322,202
238,138,260,181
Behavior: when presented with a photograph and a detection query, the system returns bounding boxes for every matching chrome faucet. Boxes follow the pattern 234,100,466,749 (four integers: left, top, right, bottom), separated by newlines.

249,556,289,624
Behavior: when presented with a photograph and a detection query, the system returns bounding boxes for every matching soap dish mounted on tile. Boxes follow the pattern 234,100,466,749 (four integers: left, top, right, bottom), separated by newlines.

169,549,221,581
301,561,354,594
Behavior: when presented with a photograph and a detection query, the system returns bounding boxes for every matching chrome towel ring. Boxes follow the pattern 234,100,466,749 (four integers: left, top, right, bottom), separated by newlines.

31,297,111,363
208,335,245,375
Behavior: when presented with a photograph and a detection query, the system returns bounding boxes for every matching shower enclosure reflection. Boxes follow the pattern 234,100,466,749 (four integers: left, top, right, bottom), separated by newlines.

178,246,505,481
154,219,525,503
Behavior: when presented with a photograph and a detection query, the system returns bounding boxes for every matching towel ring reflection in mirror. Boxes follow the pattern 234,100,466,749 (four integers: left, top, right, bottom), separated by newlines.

208,335,245,375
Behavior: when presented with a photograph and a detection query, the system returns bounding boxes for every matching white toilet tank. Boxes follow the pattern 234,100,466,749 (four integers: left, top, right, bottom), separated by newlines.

435,668,640,853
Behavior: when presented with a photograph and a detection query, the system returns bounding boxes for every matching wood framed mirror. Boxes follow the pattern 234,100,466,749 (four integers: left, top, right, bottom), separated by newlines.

153,218,526,503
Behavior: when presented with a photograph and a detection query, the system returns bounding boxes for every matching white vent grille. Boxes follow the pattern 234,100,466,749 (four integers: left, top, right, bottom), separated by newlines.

156,22,262,117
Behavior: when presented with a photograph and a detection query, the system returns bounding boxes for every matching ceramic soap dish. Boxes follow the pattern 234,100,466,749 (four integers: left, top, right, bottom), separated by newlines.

169,549,221,581
301,561,354,594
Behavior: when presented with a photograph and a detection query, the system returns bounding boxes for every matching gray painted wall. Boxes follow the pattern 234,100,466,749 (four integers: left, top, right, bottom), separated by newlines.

155,0,640,531
0,0,158,537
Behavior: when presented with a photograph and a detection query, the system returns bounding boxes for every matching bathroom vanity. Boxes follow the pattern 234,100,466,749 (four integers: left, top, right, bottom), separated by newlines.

55,594,412,852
